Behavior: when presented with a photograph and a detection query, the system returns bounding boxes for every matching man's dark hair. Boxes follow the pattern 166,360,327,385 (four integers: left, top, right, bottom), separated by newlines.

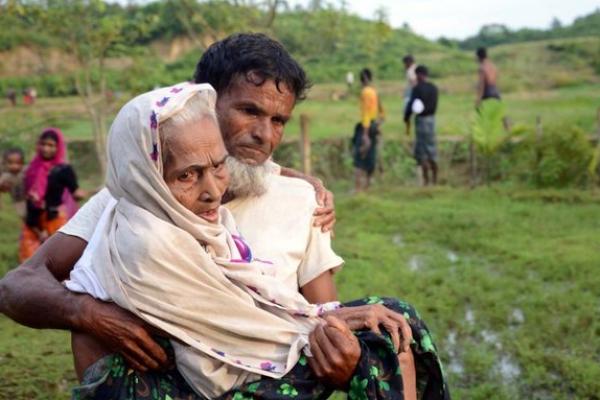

402,55,414,64
360,68,373,83
193,33,310,101
2,147,24,162
476,47,487,60
415,65,429,76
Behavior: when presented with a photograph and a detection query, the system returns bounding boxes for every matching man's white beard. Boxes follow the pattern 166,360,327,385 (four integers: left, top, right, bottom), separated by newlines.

225,156,269,198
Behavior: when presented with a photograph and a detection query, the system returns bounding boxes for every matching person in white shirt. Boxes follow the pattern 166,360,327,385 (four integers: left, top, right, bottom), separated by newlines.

403,54,418,104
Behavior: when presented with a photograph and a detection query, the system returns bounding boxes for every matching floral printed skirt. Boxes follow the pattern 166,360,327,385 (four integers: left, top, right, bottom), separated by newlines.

72,297,449,400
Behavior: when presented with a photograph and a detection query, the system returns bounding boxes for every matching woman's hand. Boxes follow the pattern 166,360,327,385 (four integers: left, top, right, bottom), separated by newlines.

324,304,412,353
307,316,361,388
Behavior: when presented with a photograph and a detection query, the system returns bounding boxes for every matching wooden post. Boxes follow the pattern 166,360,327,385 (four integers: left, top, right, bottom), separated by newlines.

299,114,311,175
535,115,543,164
597,107,600,143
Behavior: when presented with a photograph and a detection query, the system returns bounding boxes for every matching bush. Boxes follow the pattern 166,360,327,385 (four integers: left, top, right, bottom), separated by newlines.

529,126,595,188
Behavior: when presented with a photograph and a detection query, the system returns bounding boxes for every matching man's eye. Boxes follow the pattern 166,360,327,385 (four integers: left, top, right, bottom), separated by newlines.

243,107,259,116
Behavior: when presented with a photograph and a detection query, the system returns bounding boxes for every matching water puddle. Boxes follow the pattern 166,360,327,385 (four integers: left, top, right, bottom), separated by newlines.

481,329,503,350
445,330,465,375
465,306,476,325
408,255,423,271
496,353,521,382
446,251,459,263
391,233,404,248
510,308,525,325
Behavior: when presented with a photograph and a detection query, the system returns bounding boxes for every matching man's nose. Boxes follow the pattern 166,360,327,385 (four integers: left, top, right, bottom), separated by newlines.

250,118,273,145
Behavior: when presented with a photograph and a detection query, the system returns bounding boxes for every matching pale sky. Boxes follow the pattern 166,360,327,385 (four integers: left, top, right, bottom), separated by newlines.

289,0,600,39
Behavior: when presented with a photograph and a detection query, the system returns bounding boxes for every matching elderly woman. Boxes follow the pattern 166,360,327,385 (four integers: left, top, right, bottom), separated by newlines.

67,83,448,400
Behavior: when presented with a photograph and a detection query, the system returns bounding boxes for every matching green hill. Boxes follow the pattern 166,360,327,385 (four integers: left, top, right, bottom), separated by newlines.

0,2,598,97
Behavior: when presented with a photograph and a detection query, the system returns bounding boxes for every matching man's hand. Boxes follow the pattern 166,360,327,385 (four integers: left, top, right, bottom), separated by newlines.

324,304,412,353
79,296,169,372
307,316,361,388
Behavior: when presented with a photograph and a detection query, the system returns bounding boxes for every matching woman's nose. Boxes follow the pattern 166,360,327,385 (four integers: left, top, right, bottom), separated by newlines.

199,171,221,202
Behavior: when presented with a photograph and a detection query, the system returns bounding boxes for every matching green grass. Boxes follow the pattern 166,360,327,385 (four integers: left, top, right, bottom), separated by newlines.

2,82,598,152
284,83,600,141
1,185,600,399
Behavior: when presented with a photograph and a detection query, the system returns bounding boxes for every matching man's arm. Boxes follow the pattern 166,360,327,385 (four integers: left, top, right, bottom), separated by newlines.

301,270,338,303
404,88,417,124
0,233,87,328
0,232,168,371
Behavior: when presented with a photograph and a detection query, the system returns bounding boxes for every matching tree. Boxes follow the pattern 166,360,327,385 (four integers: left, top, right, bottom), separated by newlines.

7,0,131,175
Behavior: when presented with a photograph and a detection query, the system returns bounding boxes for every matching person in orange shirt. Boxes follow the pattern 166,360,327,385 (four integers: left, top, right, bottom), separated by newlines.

352,68,384,192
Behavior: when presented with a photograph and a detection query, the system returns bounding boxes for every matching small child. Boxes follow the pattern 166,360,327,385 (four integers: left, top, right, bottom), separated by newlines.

0,147,26,218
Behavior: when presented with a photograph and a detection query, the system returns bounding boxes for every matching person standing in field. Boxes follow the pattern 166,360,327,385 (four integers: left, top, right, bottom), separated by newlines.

404,65,439,186
6,88,17,106
345,70,354,92
475,47,501,108
403,54,418,104
0,147,27,218
352,68,385,192
19,128,86,262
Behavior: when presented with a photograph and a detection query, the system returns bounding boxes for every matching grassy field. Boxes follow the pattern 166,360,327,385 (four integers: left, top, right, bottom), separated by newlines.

1,82,598,152
1,185,599,399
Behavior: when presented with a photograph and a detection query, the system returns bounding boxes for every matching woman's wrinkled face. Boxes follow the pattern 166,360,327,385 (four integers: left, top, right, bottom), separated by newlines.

39,138,58,160
162,117,229,223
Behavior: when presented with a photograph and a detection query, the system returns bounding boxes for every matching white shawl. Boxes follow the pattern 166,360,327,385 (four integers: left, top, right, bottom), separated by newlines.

92,83,338,397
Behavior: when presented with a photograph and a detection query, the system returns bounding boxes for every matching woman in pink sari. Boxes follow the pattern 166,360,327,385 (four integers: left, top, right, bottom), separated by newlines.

19,128,85,262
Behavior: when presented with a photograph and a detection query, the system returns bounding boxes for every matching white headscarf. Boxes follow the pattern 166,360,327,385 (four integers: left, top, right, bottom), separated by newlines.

92,83,339,397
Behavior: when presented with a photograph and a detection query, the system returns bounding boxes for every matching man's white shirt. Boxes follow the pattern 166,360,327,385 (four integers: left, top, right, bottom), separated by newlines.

61,173,343,297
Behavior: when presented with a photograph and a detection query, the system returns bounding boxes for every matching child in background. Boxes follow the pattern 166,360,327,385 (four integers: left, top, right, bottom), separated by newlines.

19,128,85,262
0,148,26,218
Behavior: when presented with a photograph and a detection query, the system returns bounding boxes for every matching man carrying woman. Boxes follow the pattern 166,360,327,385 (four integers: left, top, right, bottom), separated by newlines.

0,34,449,399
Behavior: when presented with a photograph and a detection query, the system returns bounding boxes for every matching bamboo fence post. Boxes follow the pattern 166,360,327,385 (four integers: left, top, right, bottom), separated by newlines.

534,115,544,184
299,114,311,175
597,107,600,143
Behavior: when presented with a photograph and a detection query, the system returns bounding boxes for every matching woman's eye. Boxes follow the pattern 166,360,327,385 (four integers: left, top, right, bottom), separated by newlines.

213,162,225,173
178,171,195,182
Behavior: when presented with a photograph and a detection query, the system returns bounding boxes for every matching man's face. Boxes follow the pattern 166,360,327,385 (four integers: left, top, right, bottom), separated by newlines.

215,75,296,166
